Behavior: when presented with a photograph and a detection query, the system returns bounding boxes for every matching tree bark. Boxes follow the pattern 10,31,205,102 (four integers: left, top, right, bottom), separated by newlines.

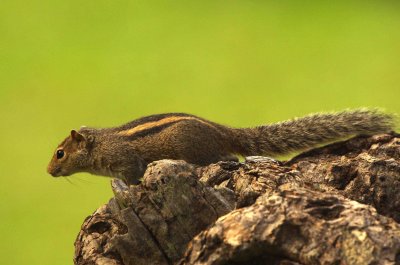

74,133,400,265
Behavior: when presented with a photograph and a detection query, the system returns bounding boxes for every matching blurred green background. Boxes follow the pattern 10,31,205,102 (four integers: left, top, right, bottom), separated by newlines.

1,1,399,264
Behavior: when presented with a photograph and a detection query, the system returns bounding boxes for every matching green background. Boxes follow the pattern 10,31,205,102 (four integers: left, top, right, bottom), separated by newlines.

1,1,399,264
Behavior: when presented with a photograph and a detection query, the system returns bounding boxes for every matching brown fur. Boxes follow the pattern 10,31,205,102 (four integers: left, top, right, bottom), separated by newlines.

117,116,215,136
47,109,396,184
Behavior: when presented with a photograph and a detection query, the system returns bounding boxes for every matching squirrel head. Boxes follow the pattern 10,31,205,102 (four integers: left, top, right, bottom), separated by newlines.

47,129,94,177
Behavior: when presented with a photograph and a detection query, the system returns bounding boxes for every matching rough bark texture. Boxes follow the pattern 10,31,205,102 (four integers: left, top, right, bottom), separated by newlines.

74,133,400,265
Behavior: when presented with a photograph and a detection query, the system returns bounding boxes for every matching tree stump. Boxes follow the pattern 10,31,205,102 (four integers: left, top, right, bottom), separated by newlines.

74,133,400,265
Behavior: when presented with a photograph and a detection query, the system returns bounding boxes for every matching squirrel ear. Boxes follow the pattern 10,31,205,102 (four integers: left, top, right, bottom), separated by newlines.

71,130,85,142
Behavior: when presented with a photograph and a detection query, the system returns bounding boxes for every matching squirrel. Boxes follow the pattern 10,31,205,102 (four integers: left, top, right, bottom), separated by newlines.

47,109,395,184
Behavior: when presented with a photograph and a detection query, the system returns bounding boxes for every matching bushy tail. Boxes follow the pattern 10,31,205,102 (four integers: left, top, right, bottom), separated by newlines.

232,109,396,156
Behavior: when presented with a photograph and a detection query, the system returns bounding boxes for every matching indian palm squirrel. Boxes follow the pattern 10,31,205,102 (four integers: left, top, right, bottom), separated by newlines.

47,109,396,184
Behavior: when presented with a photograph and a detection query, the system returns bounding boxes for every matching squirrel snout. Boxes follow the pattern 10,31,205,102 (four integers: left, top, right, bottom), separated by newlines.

47,164,61,177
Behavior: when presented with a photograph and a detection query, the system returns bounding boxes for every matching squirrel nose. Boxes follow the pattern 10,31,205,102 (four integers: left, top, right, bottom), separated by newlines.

47,165,61,177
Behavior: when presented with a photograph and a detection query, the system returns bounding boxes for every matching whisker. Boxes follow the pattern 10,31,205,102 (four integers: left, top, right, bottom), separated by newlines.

63,177,78,186
70,175,95,184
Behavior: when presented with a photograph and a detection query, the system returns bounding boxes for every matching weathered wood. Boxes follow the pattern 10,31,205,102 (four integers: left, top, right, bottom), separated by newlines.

288,133,400,222
180,187,400,265
74,160,235,265
74,133,400,265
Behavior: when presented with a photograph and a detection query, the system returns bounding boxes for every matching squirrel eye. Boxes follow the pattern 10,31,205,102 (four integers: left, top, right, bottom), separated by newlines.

56,149,65,159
